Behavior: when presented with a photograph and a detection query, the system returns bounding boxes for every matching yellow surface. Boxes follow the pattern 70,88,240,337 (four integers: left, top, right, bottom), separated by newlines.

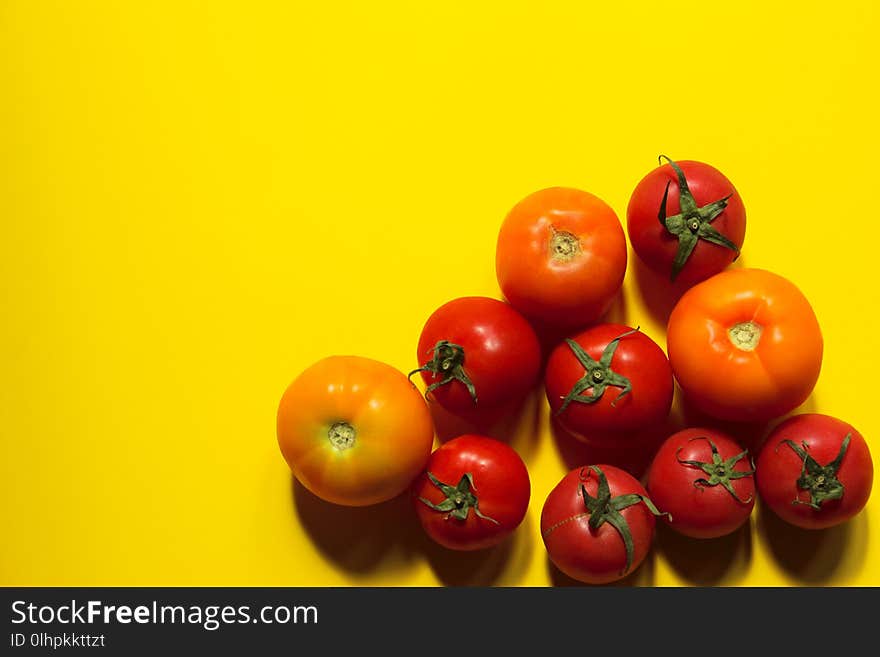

2,1,878,586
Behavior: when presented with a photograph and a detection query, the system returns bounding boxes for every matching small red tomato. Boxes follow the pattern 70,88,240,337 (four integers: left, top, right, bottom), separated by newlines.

411,297,541,414
756,414,873,530
542,465,666,584
646,428,756,539
496,187,627,329
544,324,673,445
412,434,530,551
627,156,746,287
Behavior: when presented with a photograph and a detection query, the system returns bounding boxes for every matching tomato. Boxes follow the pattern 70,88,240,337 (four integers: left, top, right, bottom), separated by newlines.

756,414,873,530
277,355,434,506
667,268,823,422
412,434,530,551
411,296,541,413
627,156,746,287
495,187,627,329
544,324,673,445
646,428,755,539
541,465,666,584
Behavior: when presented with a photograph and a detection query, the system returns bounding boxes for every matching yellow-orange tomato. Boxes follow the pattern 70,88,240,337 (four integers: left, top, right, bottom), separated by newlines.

277,356,434,506
667,268,823,422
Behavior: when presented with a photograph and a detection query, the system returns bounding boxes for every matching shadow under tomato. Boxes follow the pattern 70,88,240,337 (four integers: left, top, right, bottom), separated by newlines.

678,391,820,454
423,514,535,587
546,547,656,587
631,256,689,326
632,252,750,326
549,413,675,481
655,519,753,586
527,287,631,362
429,387,544,462
601,287,630,327
291,477,424,576
678,395,772,452
757,500,869,584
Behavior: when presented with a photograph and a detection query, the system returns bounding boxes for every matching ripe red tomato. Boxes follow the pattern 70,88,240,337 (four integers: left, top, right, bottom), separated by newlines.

411,296,541,413
667,268,823,422
544,324,673,445
756,414,873,530
627,156,746,287
542,465,666,584
412,434,530,551
496,187,627,329
646,428,756,539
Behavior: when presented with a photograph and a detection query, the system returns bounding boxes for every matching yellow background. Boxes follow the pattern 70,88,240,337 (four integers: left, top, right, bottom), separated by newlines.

2,1,878,586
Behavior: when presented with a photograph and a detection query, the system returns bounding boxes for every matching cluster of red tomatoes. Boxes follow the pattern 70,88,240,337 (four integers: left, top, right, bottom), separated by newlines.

277,157,873,585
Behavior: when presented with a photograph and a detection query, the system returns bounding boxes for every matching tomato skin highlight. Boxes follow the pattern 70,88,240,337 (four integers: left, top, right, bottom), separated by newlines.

627,159,746,287
646,428,755,539
544,324,673,445
756,414,873,530
414,296,541,413
413,434,530,551
541,465,657,584
276,355,434,507
667,268,823,422
495,187,627,329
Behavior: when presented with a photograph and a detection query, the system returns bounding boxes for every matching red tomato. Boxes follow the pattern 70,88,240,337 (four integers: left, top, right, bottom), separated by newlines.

544,324,673,445
412,435,530,551
627,157,746,287
496,187,627,329
756,414,873,529
411,297,541,413
542,465,665,584
646,428,756,539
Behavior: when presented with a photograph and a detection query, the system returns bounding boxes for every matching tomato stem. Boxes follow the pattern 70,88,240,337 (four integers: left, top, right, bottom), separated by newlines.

418,472,500,524
656,155,740,281
327,421,356,451
777,434,850,510
576,466,669,576
549,227,581,262
727,321,763,352
556,327,638,415
675,437,755,503
409,341,478,404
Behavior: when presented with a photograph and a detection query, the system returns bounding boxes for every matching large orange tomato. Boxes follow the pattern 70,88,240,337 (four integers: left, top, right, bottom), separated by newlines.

667,268,823,422
277,356,434,506
495,187,627,329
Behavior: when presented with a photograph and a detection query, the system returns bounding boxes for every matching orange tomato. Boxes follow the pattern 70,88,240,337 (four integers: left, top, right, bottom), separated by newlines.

277,355,434,506
667,268,823,422
495,187,627,329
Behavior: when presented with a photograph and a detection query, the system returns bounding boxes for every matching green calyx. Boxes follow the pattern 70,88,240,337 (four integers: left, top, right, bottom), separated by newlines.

409,340,477,404
555,328,638,415
579,466,669,576
675,437,755,503
778,434,851,510
418,472,500,524
657,155,740,280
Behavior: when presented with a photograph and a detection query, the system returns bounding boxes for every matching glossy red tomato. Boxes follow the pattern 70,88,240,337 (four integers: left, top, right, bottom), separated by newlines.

756,414,873,529
411,297,541,413
541,465,665,584
627,157,746,287
496,187,627,329
544,324,673,445
412,434,530,551
646,428,755,539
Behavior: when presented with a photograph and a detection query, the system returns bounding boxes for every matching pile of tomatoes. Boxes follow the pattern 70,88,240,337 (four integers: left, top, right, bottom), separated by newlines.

276,157,873,585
